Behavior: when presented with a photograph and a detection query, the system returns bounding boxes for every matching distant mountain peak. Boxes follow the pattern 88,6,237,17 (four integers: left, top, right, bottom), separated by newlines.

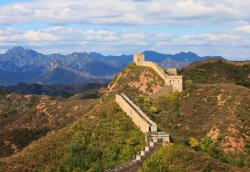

175,51,198,56
6,46,25,53
6,46,39,56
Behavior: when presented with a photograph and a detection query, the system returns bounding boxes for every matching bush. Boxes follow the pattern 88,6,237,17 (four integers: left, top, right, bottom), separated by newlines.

111,105,121,114
189,137,199,149
244,141,250,148
185,80,193,90
202,162,213,172
120,122,129,132
200,136,213,151
100,111,107,118
150,106,159,113
143,97,152,107
173,102,180,117
136,96,152,107
2,103,17,115
199,136,229,163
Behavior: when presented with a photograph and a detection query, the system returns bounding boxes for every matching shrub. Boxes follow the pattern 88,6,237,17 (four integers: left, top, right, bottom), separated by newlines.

111,105,121,114
136,96,152,107
234,159,245,168
143,97,152,107
185,80,193,90
200,136,213,151
120,123,129,132
217,134,225,142
189,137,199,149
150,106,159,113
199,136,228,163
2,103,17,115
100,111,107,118
173,102,180,117
245,141,250,148
205,142,229,163
202,162,213,172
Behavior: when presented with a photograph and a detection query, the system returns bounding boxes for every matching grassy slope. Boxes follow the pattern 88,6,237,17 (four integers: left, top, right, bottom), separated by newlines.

0,91,145,172
135,84,250,170
0,92,96,158
0,62,163,171
1,60,249,171
139,144,239,172
134,59,250,171
181,58,250,88
107,62,165,98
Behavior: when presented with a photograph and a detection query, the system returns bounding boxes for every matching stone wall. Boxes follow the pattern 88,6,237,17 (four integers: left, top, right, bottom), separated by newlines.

165,75,183,92
116,93,157,133
135,61,183,92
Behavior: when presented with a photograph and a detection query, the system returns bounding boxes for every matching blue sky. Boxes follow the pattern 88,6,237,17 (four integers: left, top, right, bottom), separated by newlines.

0,0,249,60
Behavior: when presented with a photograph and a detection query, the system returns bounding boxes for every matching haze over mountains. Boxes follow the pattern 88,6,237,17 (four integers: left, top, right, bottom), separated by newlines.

0,47,222,85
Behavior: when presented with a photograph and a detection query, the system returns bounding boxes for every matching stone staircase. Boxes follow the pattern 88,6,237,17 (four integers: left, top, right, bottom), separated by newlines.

106,137,163,172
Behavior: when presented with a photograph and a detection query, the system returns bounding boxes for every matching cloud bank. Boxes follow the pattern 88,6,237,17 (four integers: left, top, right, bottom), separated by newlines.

0,0,249,25
0,0,249,60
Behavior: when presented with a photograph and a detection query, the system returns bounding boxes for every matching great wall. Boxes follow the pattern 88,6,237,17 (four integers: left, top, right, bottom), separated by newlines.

107,54,183,172
133,53,183,92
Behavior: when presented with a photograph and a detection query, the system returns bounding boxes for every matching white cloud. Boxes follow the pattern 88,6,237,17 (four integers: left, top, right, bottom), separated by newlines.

23,31,57,41
0,1,249,60
234,25,250,33
0,25,249,60
0,0,249,25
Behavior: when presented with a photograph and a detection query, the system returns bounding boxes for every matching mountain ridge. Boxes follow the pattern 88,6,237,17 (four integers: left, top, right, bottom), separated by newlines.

0,47,222,85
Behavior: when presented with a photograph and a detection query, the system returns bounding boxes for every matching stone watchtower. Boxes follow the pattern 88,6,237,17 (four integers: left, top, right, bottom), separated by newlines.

133,53,145,63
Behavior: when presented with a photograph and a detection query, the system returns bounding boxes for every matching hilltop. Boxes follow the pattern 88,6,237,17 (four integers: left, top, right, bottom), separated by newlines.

0,58,249,171
181,58,250,88
107,60,250,171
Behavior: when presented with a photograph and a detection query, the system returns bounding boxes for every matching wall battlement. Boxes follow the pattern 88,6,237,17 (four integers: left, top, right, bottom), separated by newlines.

134,54,183,92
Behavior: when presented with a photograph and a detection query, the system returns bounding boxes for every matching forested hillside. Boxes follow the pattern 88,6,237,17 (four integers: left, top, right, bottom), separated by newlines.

0,59,249,171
